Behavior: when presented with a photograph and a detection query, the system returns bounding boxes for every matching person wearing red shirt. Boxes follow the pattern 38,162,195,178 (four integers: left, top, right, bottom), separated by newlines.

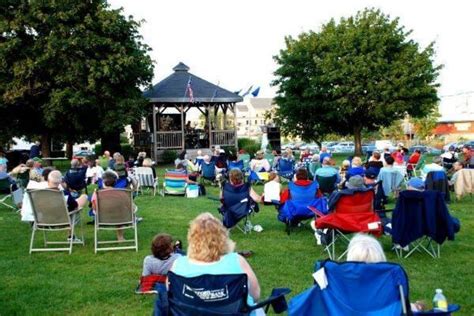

407,149,421,176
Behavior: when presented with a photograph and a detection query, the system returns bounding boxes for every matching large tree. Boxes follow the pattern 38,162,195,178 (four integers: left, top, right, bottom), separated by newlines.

273,8,441,155
0,0,154,156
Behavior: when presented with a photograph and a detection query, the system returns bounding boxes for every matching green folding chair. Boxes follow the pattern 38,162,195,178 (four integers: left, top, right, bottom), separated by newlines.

0,178,15,210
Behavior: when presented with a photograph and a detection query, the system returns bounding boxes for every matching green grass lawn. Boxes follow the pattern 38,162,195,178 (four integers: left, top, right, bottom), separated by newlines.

1,162,473,315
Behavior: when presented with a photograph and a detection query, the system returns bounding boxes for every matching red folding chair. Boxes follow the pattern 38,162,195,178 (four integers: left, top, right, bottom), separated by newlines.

315,190,382,259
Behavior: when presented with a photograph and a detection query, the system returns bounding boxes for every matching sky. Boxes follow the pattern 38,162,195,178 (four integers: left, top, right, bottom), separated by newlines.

108,0,474,101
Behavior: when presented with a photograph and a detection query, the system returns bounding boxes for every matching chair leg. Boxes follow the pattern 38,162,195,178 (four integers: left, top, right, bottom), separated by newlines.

79,215,85,246
29,226,36,254
69,216,75,254
94,222,98,254
331,230,336,260
134,220,138,252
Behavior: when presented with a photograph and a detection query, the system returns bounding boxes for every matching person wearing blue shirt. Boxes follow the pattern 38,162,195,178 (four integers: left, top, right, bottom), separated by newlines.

0,164,18,193
29,141,41,159
315,157,340,183
346,156,365,180
319,146,332,164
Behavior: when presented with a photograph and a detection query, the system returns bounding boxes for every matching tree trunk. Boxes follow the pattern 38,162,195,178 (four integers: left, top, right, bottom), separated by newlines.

315,140,322,151
40,133,51,166
353,126,363,157
101,132,121,155
66,142,73,159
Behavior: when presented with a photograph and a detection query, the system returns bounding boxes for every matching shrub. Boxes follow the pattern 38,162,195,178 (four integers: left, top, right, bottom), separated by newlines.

94,144,102,156
161,149,177,164
121,144,133,159
238,138,261,157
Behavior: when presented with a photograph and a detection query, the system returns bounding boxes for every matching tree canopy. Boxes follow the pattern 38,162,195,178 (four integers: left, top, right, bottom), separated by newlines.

272,8,441,155
0,0,154,156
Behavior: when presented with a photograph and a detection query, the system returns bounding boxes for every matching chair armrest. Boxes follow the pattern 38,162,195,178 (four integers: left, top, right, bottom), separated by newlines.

249,288,291,314
68,207,83,215
307,206,325,217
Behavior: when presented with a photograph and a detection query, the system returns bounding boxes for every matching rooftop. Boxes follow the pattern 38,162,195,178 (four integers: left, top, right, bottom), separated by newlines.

143,62,243,104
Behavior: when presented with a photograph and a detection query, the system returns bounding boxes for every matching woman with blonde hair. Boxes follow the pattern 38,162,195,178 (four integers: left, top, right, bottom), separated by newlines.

345,156,365,181
142,157,156,179
170,212,261,310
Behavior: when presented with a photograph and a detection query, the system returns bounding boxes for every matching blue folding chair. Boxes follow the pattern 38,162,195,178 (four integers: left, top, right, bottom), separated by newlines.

228,160,244,172
277,158,295,181
289,260,410,316
201,161,218,186
154,271,290,316
425,171,450,203
194,158,204,172
278,181,327,235
390,190,460,258
219,182,258,234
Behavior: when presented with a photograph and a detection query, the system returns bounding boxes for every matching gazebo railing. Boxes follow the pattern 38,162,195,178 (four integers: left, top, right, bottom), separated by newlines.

211,130,235,146
156,131,182,149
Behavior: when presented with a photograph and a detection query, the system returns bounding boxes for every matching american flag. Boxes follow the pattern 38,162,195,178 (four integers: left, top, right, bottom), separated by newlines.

186,76,194,103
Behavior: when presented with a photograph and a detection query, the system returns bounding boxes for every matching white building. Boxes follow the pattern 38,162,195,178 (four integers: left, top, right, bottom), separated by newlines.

435,92,474,141
236,98,275,139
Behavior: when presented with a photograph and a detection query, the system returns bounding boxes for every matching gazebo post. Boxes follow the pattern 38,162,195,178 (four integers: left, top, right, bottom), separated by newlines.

152,104,157,161
223,105,227,130
232,103,238,151
180,104,185,151
213,105,218,129
207,105,212,149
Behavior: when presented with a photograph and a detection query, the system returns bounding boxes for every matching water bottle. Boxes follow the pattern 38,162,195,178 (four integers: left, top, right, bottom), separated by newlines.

432,289,448,312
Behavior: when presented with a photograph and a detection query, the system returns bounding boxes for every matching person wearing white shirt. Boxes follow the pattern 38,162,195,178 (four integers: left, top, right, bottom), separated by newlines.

421,156,444,179
263,172,281,205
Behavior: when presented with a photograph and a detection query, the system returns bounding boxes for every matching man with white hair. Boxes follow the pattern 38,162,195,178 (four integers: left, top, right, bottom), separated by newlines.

315,157,340,183
346,233,386,263
48,170,88,212
48,170,88,241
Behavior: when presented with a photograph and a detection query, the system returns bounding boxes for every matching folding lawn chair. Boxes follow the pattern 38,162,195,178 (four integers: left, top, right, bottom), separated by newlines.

95,188,138,253
288,260,410,316
277,158,295,181
377,167,404,199
162,171,187,196
219,181,258,234
0,178,15,210
390,190,459,259
425,171,450,203
315,175,337,195
238,153,251,172
454,168,474,200
407,155,425,178
264,153,275,169
16,170,30,189
200,161,218,186
28,189,84,254
278,181,327,235
228,160,245,172
154,271,291,316
135,167,158,196
315,189,382,259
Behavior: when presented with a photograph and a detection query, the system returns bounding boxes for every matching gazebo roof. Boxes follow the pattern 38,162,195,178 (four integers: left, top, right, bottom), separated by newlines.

143,62,243,104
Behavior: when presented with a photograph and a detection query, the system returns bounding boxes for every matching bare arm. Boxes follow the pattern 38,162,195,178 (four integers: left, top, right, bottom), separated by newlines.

250,188,261,203
238,255,260,301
